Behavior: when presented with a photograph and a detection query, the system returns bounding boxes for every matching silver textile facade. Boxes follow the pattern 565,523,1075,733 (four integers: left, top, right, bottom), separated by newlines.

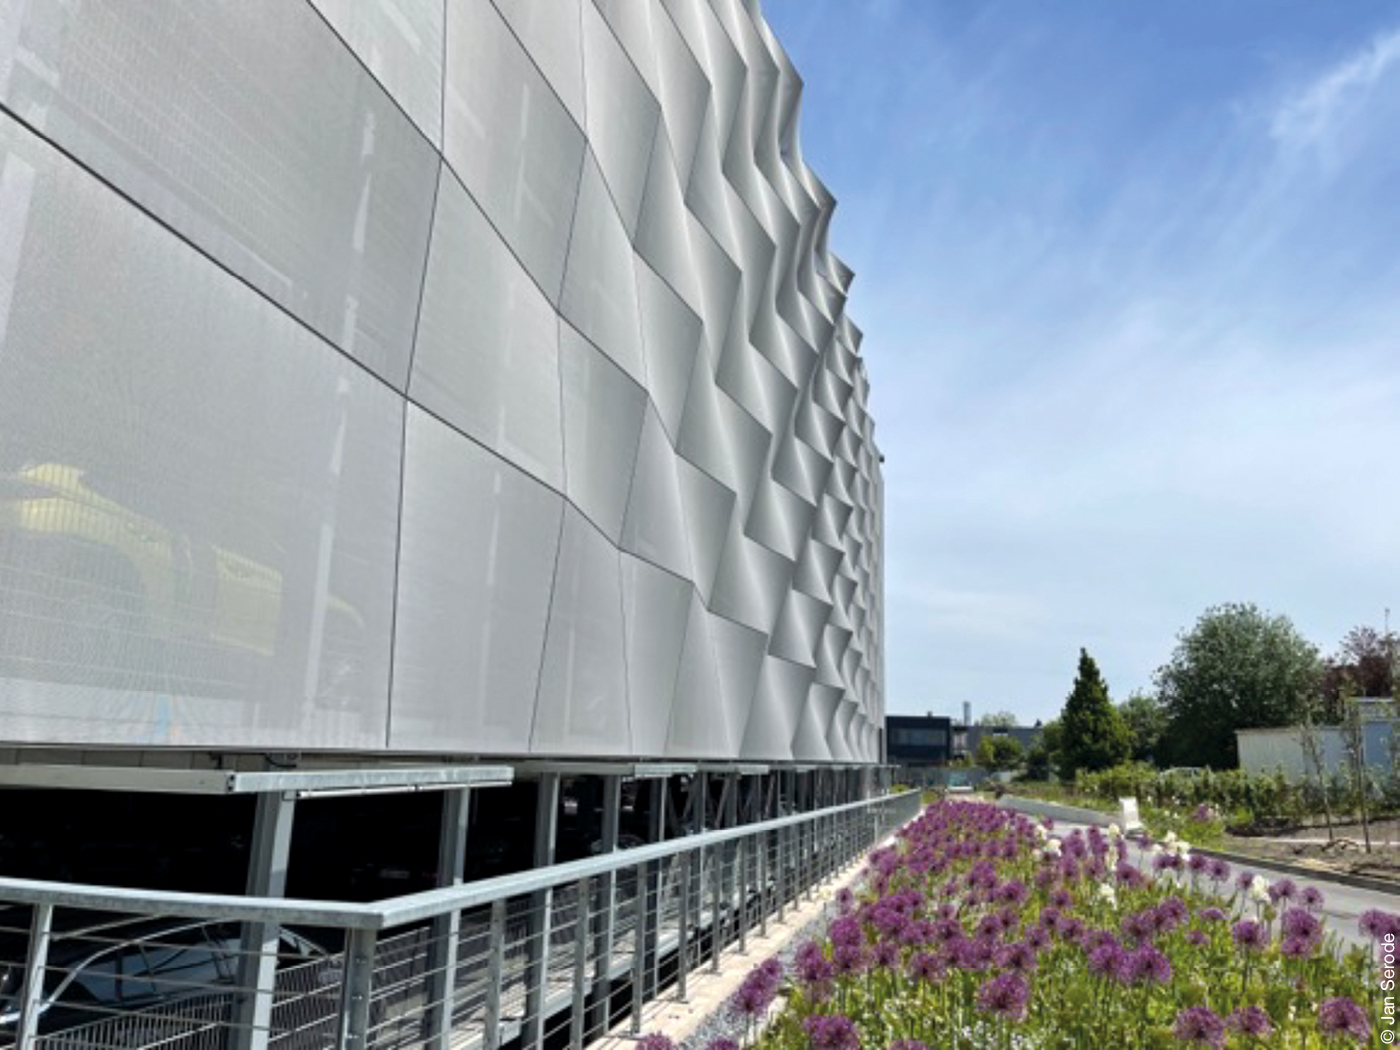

0,0,883,763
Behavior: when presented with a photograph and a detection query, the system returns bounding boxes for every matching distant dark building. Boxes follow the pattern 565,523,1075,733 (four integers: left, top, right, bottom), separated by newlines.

886,715,953,768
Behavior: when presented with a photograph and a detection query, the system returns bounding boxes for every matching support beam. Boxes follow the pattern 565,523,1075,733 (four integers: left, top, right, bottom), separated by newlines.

424,788,471,1049
336,927,377,1050
234,790,296,1050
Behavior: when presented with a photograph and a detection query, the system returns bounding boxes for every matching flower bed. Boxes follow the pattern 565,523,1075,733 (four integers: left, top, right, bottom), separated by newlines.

643,800,1393,1048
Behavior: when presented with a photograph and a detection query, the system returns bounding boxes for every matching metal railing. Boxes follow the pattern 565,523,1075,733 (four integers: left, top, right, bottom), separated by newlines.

0,790,922,1050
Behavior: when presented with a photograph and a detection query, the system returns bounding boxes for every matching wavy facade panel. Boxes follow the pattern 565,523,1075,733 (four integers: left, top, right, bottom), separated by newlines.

0,0,883,763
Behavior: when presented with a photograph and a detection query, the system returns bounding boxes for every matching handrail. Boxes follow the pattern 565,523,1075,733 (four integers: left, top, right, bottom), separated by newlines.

0,791,921,932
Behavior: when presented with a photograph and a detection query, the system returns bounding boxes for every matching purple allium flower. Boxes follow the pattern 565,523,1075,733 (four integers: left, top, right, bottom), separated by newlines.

1025,925,1051,951
1236,871,1256,890
802,1014,861,1050
1207,858,1230,882
872,941,899,970
1039,905,1061,928
828,915,862,948
831,944,868,977
1359,908,1400,941
1267,877,1297,904
706,1040,740,1050
907,951,945,984
1187,853,1209,875
835,886,854,914
1301,886,1324,911
996,941,1038,973
1118,945,1172,986
637,1036,675,1050
1232,920,1269,953
1281,907,1321,941
977,914,1005,939
1281,933,1318,959
1225,1006,1272,1038
730,974,775,1018
1121,910,1154,944
1318,997,1369,1043
1050,888,1073,909
975,972,1030,1021
1088,943,1124,978
1185,929,1208,947
1173,1006,1225,1048
996,879,1029,906
1197,907,1227,924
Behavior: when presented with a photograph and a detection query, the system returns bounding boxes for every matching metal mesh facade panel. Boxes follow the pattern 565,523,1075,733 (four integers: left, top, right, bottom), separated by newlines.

0,0,883,761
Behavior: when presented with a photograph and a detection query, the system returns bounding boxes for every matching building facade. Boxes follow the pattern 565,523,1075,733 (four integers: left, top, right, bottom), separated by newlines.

886,714,952,768
0,0,882,765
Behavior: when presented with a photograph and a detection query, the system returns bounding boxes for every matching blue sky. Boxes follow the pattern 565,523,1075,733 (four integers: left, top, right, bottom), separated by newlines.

763,0,1400,725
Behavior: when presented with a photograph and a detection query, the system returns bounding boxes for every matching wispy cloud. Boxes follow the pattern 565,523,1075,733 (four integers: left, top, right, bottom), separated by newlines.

1271,27,1400,150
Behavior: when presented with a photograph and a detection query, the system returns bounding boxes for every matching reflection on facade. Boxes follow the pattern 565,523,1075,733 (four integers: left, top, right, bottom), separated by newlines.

0,0,883,763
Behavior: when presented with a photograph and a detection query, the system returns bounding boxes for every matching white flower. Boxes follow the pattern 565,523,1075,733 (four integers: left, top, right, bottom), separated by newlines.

1043,838,1062,858
1034,824,1048,842
1249,878,1270,904
1173,840,1191,858
1149,843,1163,856
1107,823,1122,839
1097,882,1117,906
1163,831,1178,846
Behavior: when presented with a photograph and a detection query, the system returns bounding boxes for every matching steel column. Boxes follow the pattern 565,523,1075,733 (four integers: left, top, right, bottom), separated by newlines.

483,899,507,1050
677,849,692,1001
569,877,591,1050
424,787,470,1050
234,790,296,1050
642,778,665,999
588,774,622,1038
523,773,560,1049
15,903,51,1050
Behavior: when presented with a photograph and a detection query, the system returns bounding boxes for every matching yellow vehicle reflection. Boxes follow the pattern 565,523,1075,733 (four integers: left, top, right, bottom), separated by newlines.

0,463,365,706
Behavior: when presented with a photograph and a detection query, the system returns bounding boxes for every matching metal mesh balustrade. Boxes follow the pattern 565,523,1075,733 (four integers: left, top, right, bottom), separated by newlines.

0,791,923,1050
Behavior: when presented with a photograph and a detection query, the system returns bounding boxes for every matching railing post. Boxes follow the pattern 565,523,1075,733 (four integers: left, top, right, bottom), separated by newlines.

709,843,722,973
16,903,52,1050
776,824,787,922
483,899,507,1050
737,833,749,954
630,862,646,1035
336,927,377,1050
677,849,692,1001
570,878,591,1050
758,832,768,938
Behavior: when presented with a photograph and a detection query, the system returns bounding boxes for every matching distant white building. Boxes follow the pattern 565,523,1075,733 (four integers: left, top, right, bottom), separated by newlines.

1236,699,1395,780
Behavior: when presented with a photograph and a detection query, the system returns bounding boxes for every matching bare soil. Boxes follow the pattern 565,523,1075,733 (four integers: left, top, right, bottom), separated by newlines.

1223,816,1400,883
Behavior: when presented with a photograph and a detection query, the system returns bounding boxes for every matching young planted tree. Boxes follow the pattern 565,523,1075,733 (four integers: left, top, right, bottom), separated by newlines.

1298,700,1334,843
1059,649,1131,779
1341,694,1373,854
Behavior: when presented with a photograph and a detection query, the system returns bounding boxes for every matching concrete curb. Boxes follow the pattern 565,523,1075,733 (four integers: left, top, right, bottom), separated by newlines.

997,795,1400,898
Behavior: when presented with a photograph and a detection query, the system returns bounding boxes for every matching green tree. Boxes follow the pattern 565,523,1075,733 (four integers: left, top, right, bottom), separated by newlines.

975,734,1024,771
1155,603,1322,770
1059,649,1130,778
1039,718,1063,774
976,710,1019,727
1118,691,1169,765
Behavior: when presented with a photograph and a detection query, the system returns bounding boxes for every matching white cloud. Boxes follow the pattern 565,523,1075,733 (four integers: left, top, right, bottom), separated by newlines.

1271,28,1400,149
